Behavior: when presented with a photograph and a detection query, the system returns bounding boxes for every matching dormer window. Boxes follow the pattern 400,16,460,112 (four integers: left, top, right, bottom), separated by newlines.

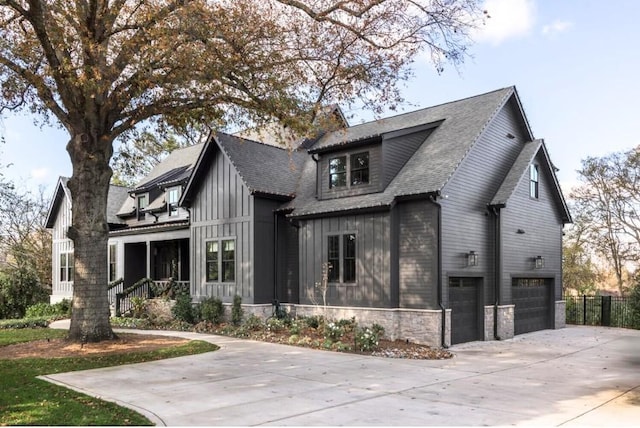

329,151,370,189
350,152,369,186
167,186,181,216
137,193,148,220
329,156,347,188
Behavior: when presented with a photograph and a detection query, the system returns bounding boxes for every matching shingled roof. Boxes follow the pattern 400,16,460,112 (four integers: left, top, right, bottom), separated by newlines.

286,87,516,218
182,132,307,205
45,177,132,228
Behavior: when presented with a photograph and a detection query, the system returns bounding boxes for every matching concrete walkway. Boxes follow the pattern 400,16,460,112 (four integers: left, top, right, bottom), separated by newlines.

43,321,640,426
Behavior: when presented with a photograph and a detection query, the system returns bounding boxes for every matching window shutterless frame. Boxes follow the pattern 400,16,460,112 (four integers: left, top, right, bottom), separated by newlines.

326,232,357,284
205,238,236,283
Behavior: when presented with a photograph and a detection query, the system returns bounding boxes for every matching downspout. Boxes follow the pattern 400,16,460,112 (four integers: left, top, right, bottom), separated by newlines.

491,205,502,340
311,154,319,199
273,210,279,303
428,192,448,349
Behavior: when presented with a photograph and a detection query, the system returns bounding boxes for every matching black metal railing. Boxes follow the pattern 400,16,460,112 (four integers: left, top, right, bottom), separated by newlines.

115,278,154,317
565,295,637,329
107,278,125,308
113,278,191,317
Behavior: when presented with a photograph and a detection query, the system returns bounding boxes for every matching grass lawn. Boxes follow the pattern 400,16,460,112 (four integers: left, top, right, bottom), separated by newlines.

0,328,219,425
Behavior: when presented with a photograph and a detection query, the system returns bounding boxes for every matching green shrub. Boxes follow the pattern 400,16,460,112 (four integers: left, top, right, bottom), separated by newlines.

0,267,49,319
130,296,147,318
231,295,243,326
304,315,324,329
266,317,286,332
355,326,380,352
371,323,385,338
324,321,344,341
243,314,263,331
24,298,72,320
0,317,49,329
199,297,224,324
336,317,356,332
288,318,302,335
172,294,195,324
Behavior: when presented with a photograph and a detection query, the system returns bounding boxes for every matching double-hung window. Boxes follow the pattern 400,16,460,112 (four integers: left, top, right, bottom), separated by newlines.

108,244,117,282
328,152,370,189
530,164,539,199
327,233,356,283
167,186,181,216
137,194,148,220
205,239,235,282
60,252,74,282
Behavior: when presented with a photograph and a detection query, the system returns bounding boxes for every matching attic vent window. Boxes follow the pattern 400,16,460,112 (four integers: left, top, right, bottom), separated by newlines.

137,194,148,220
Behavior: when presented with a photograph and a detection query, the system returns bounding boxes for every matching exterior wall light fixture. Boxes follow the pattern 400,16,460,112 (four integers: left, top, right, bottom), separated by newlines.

534,255,545,269
467,251,478,267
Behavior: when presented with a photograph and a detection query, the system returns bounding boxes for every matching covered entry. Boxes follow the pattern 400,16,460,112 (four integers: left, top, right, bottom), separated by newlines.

512,278,552,335
449,277,483,344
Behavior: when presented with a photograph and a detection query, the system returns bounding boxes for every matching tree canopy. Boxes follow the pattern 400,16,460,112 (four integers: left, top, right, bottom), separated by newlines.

0,0,484,341
570,147,640,294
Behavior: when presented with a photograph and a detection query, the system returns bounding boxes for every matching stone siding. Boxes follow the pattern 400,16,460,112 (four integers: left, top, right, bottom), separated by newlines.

555,300,566,329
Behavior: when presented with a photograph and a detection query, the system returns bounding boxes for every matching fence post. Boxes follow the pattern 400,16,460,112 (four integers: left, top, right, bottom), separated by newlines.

601,295,612,327
115,293,122,317
582,295,587,325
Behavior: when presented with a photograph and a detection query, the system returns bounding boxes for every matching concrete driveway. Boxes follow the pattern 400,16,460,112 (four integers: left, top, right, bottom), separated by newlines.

43,322,640,426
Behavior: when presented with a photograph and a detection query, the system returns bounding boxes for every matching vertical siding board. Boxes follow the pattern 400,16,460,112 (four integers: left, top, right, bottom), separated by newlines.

299,212,391,308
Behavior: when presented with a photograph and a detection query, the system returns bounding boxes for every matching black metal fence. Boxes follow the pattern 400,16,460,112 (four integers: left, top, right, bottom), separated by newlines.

565,295,637,329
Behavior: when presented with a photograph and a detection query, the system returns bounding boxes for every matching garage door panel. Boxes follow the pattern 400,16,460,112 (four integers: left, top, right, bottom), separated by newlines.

513,278,551,335
450,277,482,344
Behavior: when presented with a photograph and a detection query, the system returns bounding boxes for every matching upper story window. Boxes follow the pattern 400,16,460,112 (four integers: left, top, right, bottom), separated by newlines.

530,164,539,199
329,151,370,189
329,156,347,188
167,186,181,216
350,152,369,185
137,193,148,220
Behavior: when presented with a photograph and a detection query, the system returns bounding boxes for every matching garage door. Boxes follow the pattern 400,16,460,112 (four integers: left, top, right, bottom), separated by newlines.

512,278,552,335
449,277,482,344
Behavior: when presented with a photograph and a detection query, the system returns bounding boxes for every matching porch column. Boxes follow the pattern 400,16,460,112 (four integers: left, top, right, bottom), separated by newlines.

146,241,151,279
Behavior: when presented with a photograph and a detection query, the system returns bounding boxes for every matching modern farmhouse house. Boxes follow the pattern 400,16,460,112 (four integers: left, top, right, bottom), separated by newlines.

46,87,571,346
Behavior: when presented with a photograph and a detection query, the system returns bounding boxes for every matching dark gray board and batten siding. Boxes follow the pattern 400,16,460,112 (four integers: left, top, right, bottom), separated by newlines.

298,212,391,307
189,147,255,302
439,99,533,307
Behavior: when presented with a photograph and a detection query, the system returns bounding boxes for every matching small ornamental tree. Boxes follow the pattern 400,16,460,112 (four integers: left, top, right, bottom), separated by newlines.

0,0,483,342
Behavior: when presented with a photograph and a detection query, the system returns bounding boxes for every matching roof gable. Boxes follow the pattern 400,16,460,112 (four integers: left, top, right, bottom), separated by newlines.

491,139,571,223
46,177,132,228
182,132,306,205
286,87,516,218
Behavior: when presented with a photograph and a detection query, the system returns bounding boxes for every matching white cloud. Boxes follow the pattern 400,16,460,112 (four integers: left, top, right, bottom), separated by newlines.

474,0,536,46
30,167,50,181
542,20,573,37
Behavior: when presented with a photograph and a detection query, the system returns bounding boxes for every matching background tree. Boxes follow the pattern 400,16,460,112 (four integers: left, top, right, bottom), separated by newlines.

570,147,640,295
0,175,51,318
0,0,484,342
111,123,209,186
562,213,601,295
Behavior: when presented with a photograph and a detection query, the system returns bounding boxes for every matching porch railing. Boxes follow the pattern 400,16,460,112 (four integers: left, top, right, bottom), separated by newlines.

107,278,125,307
114,278,190,317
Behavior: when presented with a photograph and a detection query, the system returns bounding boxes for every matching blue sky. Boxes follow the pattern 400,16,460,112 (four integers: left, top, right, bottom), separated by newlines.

1,0,638,197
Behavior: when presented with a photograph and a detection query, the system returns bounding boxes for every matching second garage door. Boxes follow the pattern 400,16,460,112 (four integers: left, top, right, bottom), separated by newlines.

512,278,552,335
449,277,482,344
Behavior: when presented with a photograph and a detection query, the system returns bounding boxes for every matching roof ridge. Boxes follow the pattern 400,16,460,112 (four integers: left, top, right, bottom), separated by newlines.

219,131,297,153
347,86,515,129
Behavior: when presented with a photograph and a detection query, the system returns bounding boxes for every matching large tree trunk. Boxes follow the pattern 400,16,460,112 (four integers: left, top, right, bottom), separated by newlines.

66,132,116,342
